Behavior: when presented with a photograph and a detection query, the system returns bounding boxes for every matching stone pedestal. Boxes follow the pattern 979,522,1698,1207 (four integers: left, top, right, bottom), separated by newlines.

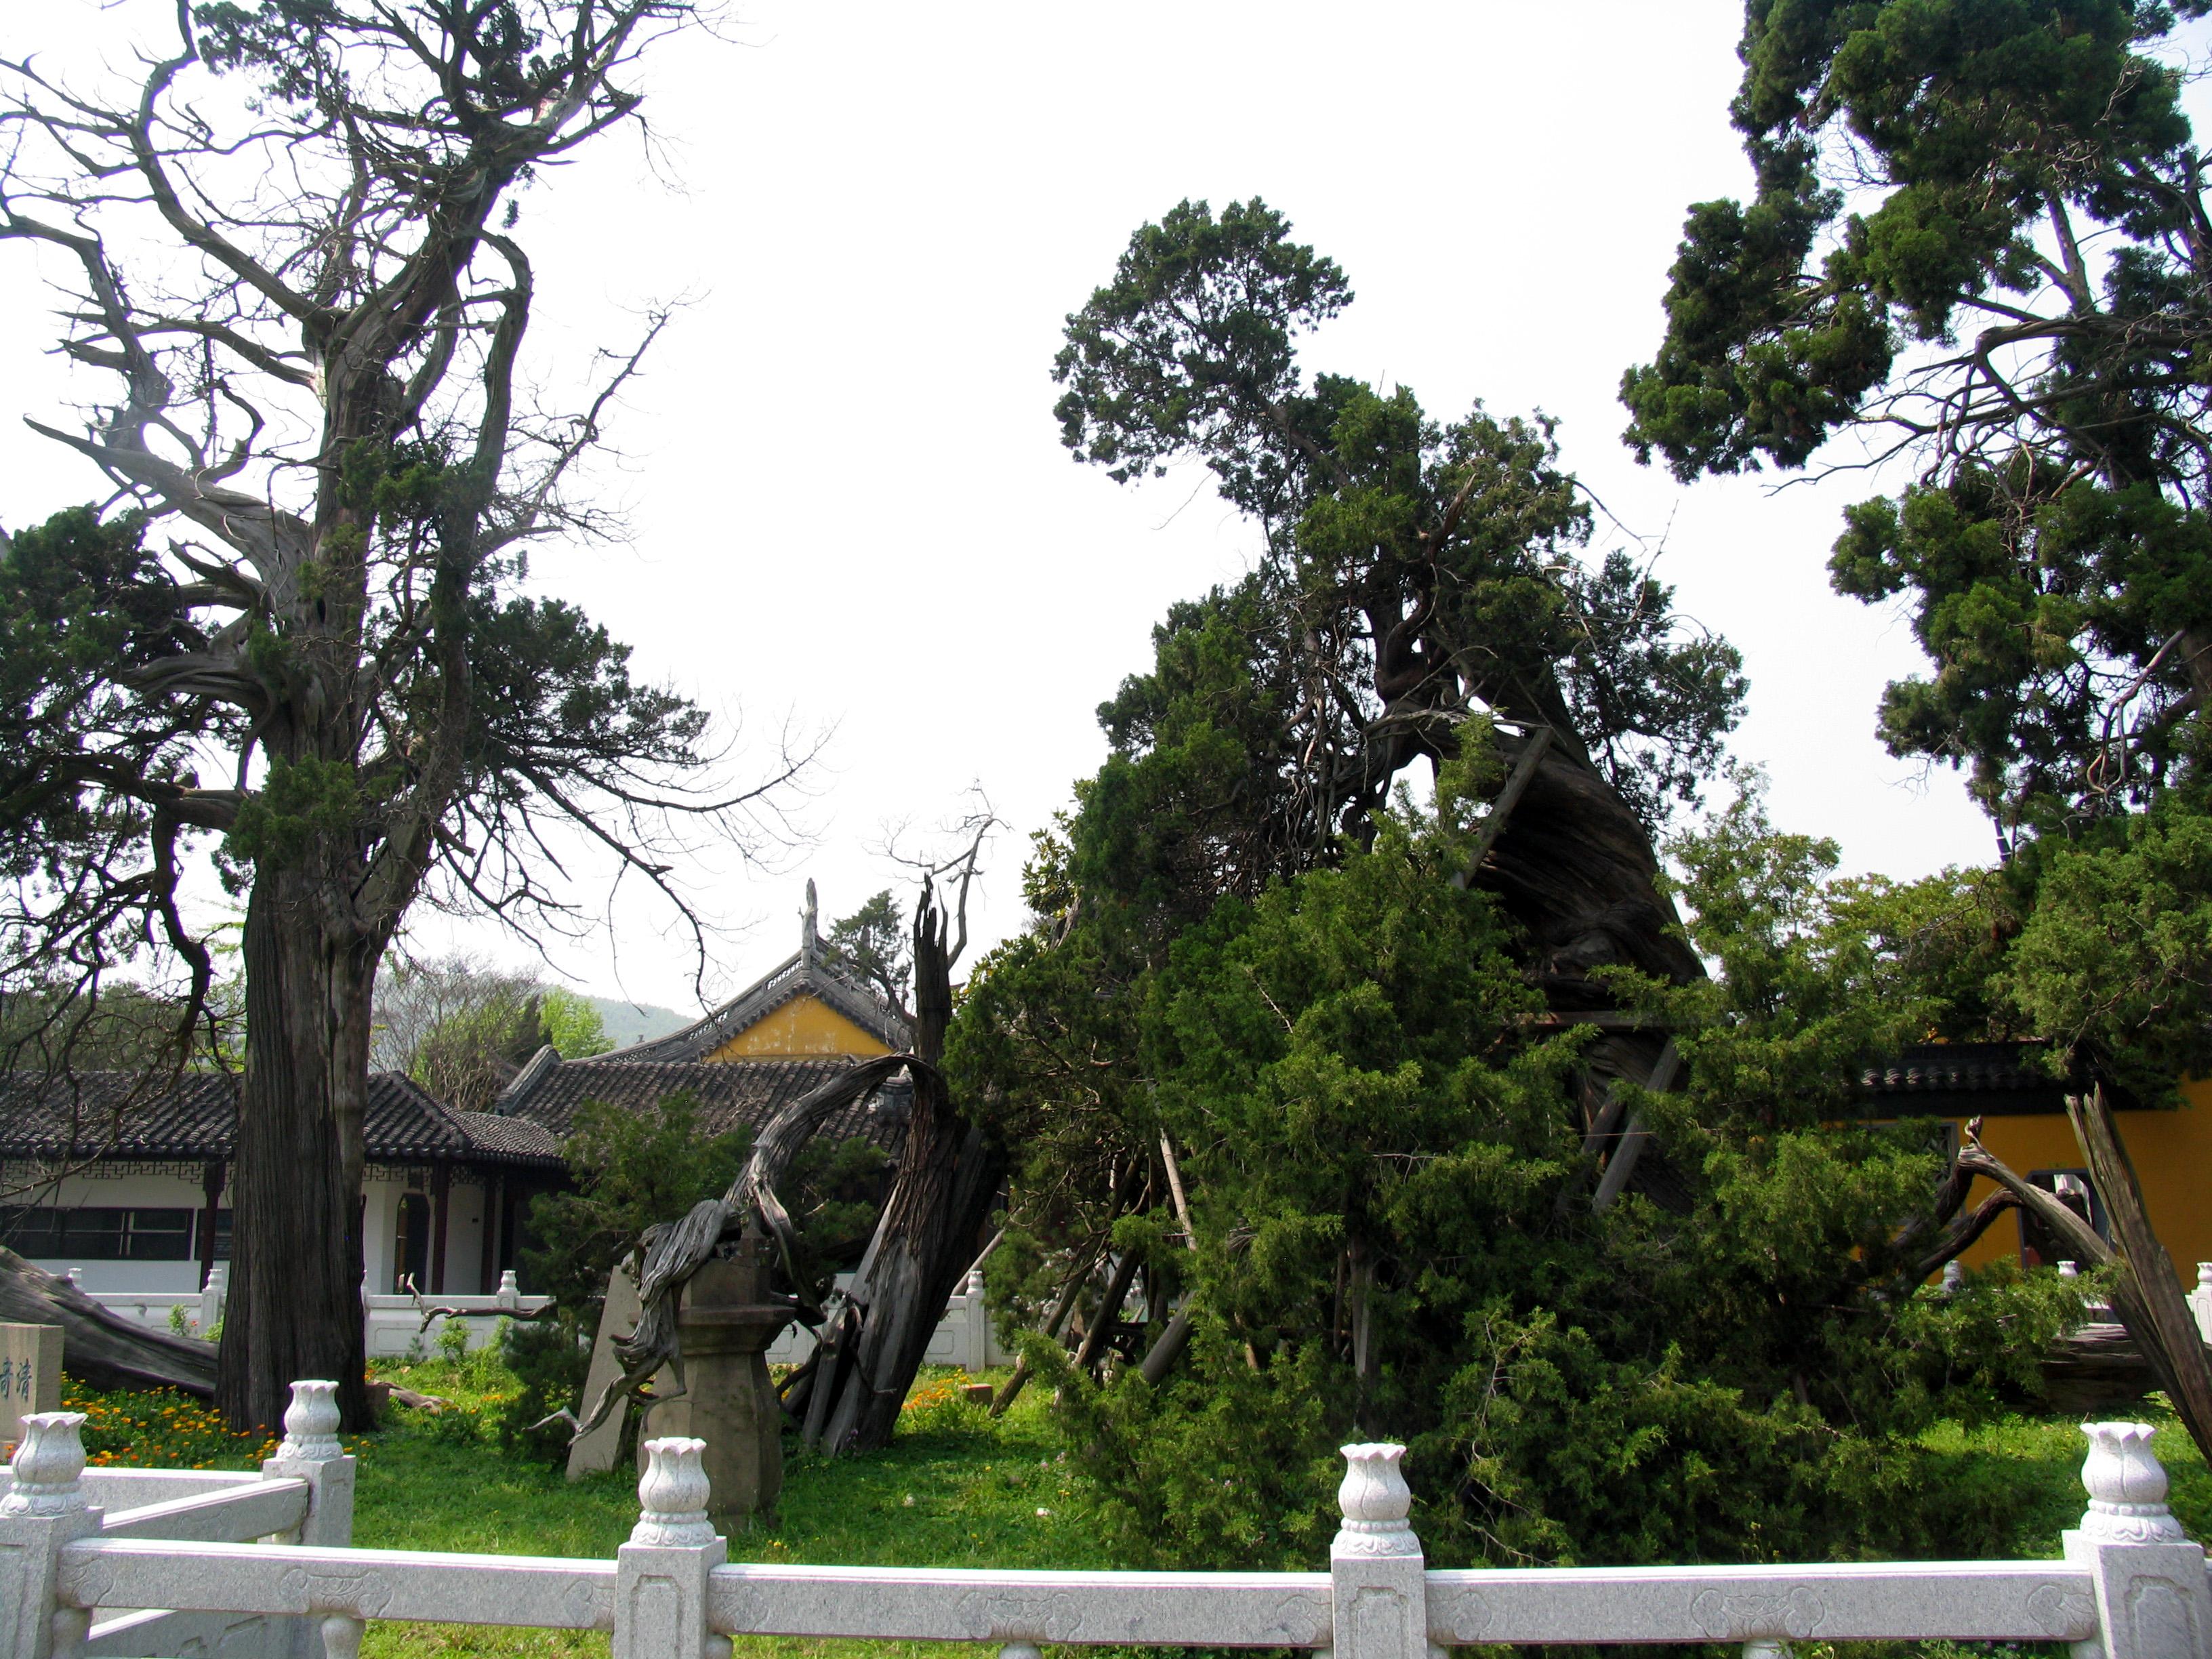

642,1237,791,1527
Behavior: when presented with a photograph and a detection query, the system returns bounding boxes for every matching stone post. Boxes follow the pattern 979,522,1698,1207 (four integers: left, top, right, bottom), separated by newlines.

264,1380,355,1546
2063,1421,2212,1659
614,1438,729,1659
496,1269,521,1311
199,1265,228,1336
642,1240,790,1526
259,1381,357,1659
1,1326,62,1447
961,1269,987,1373
1330,1443,1431,1659
0,1412,104,1659
2190,1265,2212,1346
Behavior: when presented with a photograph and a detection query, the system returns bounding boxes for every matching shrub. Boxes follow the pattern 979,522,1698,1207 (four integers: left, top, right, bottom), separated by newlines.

490,1311,595,1462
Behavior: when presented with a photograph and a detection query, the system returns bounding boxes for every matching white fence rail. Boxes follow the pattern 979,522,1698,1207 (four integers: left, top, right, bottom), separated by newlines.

8,1382,2210,1659
765,1267,1012,1372
87,1269,555,1357
89,1265,1013,1372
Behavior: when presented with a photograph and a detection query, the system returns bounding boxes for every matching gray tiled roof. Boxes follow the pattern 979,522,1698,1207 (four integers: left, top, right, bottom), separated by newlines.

1853,1042,2130,1115
0,1070,567,1170
493,1053,907,1151
451,1110,565,1161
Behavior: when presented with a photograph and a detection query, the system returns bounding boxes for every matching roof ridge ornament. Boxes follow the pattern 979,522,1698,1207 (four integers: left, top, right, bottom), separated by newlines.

802,878,821,965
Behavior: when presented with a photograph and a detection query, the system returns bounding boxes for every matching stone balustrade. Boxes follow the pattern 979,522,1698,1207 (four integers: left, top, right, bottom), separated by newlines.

85,1268,554,1355
5,1387,2211,1659
89,1264,1013,1371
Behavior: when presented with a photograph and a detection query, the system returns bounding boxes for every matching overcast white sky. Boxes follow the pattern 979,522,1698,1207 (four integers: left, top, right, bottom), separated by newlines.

3,1,2025,1016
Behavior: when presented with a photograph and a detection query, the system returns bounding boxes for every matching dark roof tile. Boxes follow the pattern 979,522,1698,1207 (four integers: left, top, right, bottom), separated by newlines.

0,1071,566,1170
495,1054,906,1151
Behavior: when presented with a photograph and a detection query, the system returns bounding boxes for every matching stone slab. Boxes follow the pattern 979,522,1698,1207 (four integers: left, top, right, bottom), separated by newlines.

0,1322,62,1447
567,1267,664,1481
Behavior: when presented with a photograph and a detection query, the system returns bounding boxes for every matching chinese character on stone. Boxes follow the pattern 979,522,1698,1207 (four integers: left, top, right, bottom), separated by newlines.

0,1324,60,1439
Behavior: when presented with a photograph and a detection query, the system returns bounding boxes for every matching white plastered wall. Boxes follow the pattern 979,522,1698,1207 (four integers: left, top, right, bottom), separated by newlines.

6,1161,497,1298
0,1164,214,1292
363,1166,494,1296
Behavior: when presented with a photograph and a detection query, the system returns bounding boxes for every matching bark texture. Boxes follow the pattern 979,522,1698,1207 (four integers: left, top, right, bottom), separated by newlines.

218,874,377,1432
1479,740,1704,1000
796,896,1003,1454
1478,735,1702,1203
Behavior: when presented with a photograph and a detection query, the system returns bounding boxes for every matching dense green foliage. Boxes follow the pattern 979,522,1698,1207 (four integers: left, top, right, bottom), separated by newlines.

1625,0,2212,836
523,1094,753,1311
1620,0,2212,1107
1054,198,1744,888
984,778,2081,1570
941,190,2127,1572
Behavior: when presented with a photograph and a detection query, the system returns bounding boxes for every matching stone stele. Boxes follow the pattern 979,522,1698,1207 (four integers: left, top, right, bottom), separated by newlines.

0,1322,62,1448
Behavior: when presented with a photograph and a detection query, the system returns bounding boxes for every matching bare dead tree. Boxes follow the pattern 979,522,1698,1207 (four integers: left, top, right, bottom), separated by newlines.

0,1,810,1431
789,857,1006,1453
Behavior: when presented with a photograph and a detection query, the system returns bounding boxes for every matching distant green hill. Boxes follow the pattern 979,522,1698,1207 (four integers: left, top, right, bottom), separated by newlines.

585,995,689,1051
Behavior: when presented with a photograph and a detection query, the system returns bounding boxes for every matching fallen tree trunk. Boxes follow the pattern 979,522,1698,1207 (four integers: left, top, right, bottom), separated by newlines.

2041,1322,2162,1416
0,1246,218,1396
2065,1086,2212,1462
1477,733,1703,1210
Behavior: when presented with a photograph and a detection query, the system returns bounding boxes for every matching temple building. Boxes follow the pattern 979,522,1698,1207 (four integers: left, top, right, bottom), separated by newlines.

0,1070,565,1295
1855,1042,2212,1280
0,884,911,1297
485,878,912,1182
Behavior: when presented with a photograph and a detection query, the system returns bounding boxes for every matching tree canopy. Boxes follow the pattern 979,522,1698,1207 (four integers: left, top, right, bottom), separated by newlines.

1623,0,2212,834
941,195,2104,1571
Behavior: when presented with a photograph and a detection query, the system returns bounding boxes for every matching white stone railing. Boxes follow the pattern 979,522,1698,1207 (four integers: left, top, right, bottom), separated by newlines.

361,1273,552,1358
89,1266,1008,1370
7,1389,2212,1659
85,1268,554,1357
1,1379,355,1659
765,1267,1012,1372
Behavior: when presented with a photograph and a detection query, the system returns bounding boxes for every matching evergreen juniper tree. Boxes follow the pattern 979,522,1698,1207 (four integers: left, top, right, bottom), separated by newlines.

0,1,801,1431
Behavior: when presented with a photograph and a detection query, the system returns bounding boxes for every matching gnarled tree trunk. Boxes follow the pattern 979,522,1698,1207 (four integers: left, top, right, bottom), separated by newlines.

793,891,1003,1454
1477,733,1703,1203
217,874,376,1433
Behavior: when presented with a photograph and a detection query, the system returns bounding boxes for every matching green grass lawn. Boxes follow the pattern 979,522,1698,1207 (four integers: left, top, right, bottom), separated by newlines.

343,1360,1098,1659
49,1353,2212,1659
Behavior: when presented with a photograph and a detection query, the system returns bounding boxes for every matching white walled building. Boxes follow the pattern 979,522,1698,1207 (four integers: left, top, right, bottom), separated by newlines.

0,1071,566,1295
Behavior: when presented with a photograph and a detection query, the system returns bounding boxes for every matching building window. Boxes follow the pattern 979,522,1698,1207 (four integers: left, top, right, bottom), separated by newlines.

0,1206,196,1261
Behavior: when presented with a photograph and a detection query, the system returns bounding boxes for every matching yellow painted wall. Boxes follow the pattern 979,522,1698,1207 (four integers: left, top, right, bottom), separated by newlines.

705,992,891,1061
1954,1087,2212,1285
